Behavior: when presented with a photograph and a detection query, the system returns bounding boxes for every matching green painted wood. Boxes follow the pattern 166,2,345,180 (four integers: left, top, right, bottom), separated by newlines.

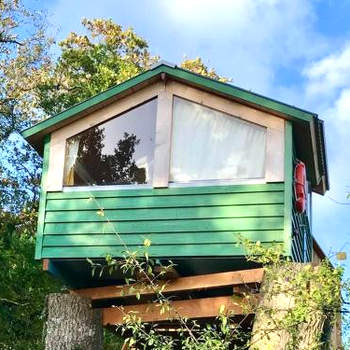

45,204,284,223
46,191,284,211
163,66,314,122
46,182,284,200
34,134,50,260
41,183,286,259
42,230,285,246
41,241,283,259
284,121,293,257
22,64,314,142
44,216,284,235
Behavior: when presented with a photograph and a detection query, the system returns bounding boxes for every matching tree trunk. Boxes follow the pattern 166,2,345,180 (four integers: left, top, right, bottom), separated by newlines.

44,293,103,350
249,264,326,350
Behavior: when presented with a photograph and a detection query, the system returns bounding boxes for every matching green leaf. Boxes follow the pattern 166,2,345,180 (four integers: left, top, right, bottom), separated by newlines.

143,238,151,247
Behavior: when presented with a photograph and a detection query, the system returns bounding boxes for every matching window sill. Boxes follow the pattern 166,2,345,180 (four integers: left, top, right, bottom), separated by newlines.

62,184,153,192
62,178,266,192
168,178,266,187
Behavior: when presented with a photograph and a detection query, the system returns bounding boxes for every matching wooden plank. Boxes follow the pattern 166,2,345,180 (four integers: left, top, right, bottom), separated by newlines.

35,134,51,260
46,182,284,200
41,242,281,258
102,295,253,325
44,204,285,223
42,259,49,271
44,217,284,235
42,230,284,247
284,121,293,257
153,86,173,188
46,191,284,211
73,268,264,301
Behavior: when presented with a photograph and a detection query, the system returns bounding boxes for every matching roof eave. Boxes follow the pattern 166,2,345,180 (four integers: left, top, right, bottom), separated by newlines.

21,63,316,143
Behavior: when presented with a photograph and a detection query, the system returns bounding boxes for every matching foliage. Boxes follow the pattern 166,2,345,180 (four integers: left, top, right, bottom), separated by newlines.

0,208,62,350
0,0,51,139
180,57,230,83
36,18,228,117
0,0,51,211
243,239,343,349
1,14,227,211
0,135,42,211
87,226,343,349
36,18,158,116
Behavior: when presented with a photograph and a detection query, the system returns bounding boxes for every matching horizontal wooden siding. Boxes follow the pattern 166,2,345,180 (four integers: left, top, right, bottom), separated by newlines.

40,183,285,259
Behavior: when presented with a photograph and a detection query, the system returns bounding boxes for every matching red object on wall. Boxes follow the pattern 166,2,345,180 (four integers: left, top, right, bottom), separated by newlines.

294,161,307,213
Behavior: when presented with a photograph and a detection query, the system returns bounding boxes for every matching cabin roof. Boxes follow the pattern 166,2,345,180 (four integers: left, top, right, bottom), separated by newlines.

21,61,329,194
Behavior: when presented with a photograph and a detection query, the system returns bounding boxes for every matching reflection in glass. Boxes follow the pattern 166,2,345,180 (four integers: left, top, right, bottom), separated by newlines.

170,97,267,182
63,99,157,186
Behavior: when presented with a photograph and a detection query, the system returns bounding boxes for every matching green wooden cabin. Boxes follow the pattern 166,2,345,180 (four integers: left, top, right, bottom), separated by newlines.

22,62,329,287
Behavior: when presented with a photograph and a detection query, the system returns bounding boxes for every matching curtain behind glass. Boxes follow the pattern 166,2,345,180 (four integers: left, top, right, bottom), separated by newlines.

170,97,267,183
64,137,80,185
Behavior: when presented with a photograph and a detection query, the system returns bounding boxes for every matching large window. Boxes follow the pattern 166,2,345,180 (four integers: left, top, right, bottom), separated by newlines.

63,99,157,186
170,97,267,183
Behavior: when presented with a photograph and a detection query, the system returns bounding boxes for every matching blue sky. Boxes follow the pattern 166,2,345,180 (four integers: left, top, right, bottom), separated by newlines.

28,0,350,264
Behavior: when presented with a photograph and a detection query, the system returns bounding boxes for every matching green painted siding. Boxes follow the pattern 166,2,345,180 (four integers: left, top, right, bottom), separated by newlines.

35,134,51,259
283,121,293,257
38,183,285,259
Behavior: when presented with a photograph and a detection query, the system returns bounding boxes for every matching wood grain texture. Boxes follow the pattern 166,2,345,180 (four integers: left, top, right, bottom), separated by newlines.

41,242,281,259
72,268,264,301
102,295,252,325
35,134,50,260
283,121,293,257
40,184,286,259
153,84,173,187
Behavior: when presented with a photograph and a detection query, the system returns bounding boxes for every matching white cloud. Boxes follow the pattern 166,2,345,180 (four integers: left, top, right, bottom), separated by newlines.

48,0,327,95
304,43,350,253
159,0,326,94
329,88,350,123
304,43,350,97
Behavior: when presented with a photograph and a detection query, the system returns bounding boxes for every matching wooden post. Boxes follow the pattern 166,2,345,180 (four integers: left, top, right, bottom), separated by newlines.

44,293,103,350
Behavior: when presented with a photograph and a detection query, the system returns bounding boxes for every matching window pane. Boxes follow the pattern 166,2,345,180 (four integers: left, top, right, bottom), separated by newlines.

64,99,157,186
170,97,266,182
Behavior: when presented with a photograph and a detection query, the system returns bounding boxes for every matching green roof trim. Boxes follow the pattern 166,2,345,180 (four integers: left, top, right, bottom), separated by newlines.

21,65,165,140
22,63,315,141
161,65,315,122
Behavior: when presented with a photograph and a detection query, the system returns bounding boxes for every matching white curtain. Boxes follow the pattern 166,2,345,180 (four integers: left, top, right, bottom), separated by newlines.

64,137,80,185
170,97,267,183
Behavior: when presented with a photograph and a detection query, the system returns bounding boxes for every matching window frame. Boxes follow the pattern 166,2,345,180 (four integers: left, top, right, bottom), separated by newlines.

168,95,268,185
62,97,158,187
46,80,285,192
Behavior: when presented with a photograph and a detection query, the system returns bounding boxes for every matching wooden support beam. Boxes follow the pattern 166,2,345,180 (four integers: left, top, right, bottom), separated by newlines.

72,268,264,301
103,295,253,325
43,258,49,271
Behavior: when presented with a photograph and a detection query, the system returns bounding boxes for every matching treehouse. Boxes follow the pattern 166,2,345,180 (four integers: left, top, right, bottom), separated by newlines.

22,61,329,288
